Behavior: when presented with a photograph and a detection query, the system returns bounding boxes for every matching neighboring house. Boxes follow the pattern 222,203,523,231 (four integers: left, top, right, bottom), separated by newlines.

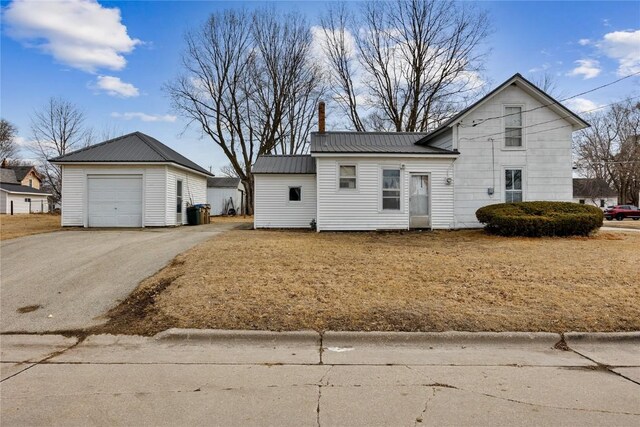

207,177,245,215
0,168,51,214
49,132,212,227
0,160,44,189
573,178,617,208
253,73,590,231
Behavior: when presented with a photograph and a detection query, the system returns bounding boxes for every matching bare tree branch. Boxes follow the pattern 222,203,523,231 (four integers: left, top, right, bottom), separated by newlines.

0,119,20,160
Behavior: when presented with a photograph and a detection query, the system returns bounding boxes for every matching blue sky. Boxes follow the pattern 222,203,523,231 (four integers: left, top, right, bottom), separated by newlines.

1,0,639,173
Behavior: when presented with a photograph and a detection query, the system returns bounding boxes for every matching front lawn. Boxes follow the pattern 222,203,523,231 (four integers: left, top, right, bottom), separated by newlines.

0,214,61,241
102,226,640,335
603,220,640,230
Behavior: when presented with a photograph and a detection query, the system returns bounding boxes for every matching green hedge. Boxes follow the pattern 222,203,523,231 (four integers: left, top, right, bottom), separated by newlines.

475,202,603,237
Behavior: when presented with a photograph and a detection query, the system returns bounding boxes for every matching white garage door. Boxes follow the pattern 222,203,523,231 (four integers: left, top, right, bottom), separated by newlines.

88,176,143,227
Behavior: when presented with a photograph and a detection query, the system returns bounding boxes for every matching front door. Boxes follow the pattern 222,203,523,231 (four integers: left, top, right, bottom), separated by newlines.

176,180,183,224
409,175,430,229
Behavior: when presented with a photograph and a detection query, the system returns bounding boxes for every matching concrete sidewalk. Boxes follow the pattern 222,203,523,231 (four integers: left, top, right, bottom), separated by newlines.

1,331,638,426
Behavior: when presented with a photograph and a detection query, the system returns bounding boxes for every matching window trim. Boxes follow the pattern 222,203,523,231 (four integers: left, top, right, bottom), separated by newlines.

380,167,402,212
503,167,525,203
288,186,302,203
337,163,358,191
502,104,526,150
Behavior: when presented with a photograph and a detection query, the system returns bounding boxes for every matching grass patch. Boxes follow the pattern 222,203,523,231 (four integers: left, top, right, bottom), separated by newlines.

0,214,61,241
603,220,640,230
101,226,640,335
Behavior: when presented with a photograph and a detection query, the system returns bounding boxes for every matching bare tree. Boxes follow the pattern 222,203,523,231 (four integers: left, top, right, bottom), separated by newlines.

574,99,640,205
29,98,90,201
530,72,566,99
219,163,240,178
321,0,490,132
167,9,324,213
0,119,20,160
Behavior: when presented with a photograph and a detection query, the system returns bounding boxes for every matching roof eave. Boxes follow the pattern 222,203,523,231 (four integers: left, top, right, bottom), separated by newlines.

50,160,213,177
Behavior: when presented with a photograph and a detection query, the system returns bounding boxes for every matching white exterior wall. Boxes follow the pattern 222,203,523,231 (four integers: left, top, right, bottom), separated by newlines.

315,156,455,231
165,166,207,226
60,164,205,227
254,174,317,228
0,191,48,214
207,185,244,215
572,197,617,209
453,84,575,228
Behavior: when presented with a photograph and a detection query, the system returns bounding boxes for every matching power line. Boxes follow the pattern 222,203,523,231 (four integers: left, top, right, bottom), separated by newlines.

462,71,640,128
460,95,640,142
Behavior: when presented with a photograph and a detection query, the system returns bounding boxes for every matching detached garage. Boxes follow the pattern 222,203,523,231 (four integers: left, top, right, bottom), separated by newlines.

50,131,212,227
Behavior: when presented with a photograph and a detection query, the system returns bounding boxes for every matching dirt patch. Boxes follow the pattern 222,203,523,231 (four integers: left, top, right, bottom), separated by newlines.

0,214,61,241
100,228,640,336
17,304,42,314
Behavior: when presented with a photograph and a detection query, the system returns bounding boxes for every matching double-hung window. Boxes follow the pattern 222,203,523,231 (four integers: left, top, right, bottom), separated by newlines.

382,169,401,210
505,106,523,147
339,165,357,189
505,169,523,202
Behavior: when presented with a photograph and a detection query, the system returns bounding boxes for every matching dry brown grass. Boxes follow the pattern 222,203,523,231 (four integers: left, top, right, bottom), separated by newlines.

602,220,640,229
0,214,61,241
103,227,640,336
209,215,254,223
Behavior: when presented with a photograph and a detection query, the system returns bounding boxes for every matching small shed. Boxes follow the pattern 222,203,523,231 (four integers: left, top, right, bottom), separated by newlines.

573,178,618,208
207,177,245,215
50,132,212,227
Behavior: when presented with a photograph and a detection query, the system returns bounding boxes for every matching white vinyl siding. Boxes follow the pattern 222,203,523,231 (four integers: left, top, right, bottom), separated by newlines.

453,84,574,228
207,185,244,215
316,157,455,231
0,192,48,214
254,174,317,228
165,166,207,226
60,164,206,227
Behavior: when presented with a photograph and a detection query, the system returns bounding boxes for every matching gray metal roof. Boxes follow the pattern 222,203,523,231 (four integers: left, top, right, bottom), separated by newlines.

310,132,458,154
0,182,51,195
207,177,241,188
3,165,36,181
253,155,316,174
0,168,17,183
49,132,212,176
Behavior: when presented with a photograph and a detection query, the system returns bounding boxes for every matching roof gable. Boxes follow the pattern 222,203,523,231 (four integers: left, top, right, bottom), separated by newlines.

49,132,212,176
420,73,590,143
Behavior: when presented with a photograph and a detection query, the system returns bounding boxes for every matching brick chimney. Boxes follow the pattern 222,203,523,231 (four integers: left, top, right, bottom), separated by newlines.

318,101,325,134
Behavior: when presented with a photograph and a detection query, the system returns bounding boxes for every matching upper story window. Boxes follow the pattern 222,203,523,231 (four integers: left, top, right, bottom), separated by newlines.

28,179,33,187
504,106,523,147
505,169,523,202
289,186,302,202
382,169,401,210
339,165,357,189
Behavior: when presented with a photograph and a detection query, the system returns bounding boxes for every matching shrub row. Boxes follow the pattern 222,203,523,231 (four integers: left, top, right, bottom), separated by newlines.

475,201,603,237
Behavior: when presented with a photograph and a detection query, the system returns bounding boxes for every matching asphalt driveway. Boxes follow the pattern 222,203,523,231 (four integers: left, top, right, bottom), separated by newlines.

0,224,233,333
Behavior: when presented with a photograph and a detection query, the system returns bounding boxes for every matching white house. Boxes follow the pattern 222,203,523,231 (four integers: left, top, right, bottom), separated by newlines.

207,177,245,215
0,168,51,214
253,73,590,231
573,178,618,208
50,132,211,227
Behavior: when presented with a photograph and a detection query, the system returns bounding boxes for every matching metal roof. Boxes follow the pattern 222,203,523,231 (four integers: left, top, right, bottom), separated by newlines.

253,155,316,174
49,132,212,176
0,182,51,195
2,165,37,181
207,177,242,188
573,178,617,198
310,132,458,154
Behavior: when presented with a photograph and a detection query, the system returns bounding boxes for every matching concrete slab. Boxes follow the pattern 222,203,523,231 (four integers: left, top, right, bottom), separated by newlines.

1,364,323,427
424,386,640,426
0,335,77,362
322,331,592,366
52,332,320,364
613,367,640,384
1,363,34,381
565,332,640,366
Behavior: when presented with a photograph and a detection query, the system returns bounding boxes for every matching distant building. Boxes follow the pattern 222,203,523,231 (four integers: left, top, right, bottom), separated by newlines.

573,178,617,208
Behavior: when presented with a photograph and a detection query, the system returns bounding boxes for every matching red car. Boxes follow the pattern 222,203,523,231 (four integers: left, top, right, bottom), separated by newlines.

604,205,640,221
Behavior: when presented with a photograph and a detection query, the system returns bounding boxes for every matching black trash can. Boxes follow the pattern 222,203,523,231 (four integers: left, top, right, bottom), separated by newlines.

186,206,200,225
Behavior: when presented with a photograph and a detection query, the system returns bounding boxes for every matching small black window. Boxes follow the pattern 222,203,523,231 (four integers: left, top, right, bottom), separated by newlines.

289,187,301,202
600,199,605,207
579,199,585,204
25,198,31,203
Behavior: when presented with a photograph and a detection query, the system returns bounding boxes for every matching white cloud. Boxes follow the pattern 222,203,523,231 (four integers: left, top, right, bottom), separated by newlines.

111,112,177,123
565,97,601,113
94,76,139,97
578,38,591,46
597,29,640,76
529,63,551,73
567,59,601,79
4,0,140,72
